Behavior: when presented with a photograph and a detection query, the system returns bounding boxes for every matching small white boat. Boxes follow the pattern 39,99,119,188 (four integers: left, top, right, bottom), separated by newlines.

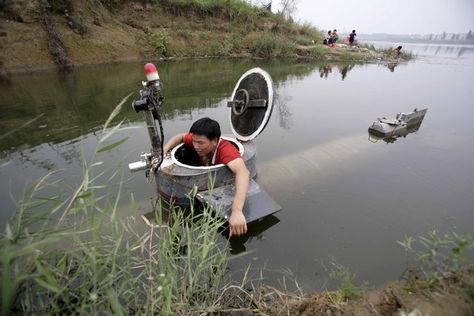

369,108,428,137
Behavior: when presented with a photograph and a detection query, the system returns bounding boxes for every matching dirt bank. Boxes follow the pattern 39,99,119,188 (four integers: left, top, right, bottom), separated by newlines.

0,0,398,74
0,1,149,73
260,267,474,315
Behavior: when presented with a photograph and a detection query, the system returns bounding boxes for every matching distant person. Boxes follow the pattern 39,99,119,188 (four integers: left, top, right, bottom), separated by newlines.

392,45,402,58
323,30,331,45
330,29,338,47
349,30,357,46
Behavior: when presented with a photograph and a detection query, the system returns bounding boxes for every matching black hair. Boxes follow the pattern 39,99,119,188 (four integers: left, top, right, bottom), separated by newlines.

397,46,402,50
328,30,331,34
352,30,356,33
189,117,221,140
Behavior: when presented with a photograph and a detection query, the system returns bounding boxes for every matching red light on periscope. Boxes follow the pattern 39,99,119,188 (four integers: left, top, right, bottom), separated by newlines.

144,63,159,81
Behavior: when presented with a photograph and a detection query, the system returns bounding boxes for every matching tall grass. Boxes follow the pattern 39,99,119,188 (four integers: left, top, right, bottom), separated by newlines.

311,45,328,59
246,32,297,58
398,231,473,282
0,95,244,315
158,0,264,22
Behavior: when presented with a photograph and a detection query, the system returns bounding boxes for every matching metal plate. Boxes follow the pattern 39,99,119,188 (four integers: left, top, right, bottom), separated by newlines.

196,179,281,223
228,68,274,142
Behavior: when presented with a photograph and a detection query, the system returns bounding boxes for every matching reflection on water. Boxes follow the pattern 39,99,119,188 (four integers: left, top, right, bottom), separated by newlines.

0,61,232,157
338,64,355,80
387,62,398,72
320,63,332,78
368,41,474,58
319,63,358,80
420,44,474,58
228,215,280,254
0,60,320,158
2,47,474,291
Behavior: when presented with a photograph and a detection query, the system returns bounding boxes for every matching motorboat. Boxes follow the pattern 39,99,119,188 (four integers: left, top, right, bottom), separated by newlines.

368,108,428,138
129,64,281,223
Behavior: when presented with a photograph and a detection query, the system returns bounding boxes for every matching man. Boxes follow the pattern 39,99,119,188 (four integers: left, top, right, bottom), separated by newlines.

392,46,403,58
323,30,331,45
331,29,338,47
349,30,357,46
163,117,249,237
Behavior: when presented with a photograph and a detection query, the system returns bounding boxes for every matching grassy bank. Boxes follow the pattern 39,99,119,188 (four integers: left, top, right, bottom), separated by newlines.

0,0,398,73
265,232,474,315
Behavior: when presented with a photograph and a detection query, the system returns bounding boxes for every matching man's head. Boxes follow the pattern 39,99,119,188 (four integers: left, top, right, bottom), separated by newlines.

189,117,221,157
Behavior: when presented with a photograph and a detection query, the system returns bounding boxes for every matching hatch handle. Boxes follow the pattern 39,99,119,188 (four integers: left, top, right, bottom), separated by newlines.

227,89,267,116
231,89,249,116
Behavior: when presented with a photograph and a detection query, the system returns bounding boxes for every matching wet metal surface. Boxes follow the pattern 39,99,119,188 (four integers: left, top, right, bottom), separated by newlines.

197,179,281,223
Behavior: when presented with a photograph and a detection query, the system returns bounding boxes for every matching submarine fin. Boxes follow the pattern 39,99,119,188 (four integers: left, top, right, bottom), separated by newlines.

196,179,281,223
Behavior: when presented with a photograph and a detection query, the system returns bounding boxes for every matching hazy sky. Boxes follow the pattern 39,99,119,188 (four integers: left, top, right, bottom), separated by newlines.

271,0,474,35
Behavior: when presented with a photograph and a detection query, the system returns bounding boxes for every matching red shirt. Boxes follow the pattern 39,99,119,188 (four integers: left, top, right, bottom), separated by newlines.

183,133,241,165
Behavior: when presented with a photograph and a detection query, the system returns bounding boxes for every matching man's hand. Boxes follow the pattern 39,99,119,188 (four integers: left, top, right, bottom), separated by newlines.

228,211,247,237
226,158,250,237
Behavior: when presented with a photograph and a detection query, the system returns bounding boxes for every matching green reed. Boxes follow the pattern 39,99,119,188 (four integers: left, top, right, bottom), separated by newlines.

0,95,236,315
398,230,473,283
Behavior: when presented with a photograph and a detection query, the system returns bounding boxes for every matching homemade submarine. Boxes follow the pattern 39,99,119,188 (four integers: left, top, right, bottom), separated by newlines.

129,63,281,223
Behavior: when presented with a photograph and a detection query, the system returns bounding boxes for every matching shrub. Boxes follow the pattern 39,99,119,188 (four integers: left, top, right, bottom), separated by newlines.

148,29,169,56
329,260,365,301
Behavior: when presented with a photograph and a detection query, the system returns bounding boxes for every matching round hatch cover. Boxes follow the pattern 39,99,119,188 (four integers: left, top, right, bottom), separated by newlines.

229,68,274,141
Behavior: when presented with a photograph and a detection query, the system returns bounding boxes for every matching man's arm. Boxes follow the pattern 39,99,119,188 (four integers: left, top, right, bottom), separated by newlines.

226,157,250,237
163,133,186,155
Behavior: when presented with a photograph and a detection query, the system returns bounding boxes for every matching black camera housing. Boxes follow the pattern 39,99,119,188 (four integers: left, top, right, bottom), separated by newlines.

131,81,164,114
132,89,153,113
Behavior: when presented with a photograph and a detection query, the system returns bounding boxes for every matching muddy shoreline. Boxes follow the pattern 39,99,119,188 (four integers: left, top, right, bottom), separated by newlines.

262,267,474,315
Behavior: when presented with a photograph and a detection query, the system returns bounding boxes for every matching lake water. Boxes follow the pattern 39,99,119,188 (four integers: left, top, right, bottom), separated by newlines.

1,43,473,292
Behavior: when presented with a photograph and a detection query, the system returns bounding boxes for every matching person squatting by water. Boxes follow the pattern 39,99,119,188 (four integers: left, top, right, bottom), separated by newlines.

163,117,250,237
392,45,402,58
